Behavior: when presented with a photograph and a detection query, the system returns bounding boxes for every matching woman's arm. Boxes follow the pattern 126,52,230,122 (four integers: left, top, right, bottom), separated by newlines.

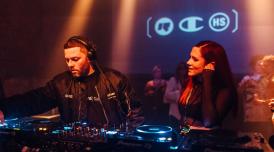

202,70,232,127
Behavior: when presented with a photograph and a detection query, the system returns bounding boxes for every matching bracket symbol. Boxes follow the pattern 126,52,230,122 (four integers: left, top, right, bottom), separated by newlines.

232,9,238,33
146,17,152,38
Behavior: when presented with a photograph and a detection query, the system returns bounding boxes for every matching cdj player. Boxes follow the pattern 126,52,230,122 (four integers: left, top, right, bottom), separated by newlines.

0,118,179,152
0,117,272,152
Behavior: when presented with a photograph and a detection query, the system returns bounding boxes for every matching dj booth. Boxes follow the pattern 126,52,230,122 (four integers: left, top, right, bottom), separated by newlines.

0,117,272,152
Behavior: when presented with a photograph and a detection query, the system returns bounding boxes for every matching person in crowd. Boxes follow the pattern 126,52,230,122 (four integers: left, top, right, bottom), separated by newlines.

163,62,188,129
144,65,167,124
240,54,274,146
238,55,268,122
144,65,166,96
257,55,274,102
246,55,274,111
178,40,237,128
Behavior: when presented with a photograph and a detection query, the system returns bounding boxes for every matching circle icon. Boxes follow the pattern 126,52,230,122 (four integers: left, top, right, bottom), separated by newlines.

154,17,174,36
208,12,230,32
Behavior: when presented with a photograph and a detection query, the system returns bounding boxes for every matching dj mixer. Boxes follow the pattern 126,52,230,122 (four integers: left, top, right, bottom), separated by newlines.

0,117,270,152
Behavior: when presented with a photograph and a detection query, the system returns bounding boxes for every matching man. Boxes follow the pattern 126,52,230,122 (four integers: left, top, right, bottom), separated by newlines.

0,36,144,128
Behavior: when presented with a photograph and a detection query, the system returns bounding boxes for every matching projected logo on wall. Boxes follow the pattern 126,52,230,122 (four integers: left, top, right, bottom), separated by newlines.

146,9,238,38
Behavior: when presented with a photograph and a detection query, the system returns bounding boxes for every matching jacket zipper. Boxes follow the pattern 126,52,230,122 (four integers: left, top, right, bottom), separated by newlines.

78,82,82,120
95,85,109,125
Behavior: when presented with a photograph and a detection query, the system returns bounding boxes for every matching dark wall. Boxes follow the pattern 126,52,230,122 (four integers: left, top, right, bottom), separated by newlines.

0,0,113,78
0,0,43,77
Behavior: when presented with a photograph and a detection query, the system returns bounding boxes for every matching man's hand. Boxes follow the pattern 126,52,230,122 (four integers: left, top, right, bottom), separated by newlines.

0,110,4,123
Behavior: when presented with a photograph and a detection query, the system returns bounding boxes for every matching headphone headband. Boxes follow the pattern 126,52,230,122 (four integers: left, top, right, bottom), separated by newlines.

67,36,96,60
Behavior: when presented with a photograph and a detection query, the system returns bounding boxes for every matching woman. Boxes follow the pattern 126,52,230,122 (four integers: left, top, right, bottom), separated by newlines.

179,40,237,128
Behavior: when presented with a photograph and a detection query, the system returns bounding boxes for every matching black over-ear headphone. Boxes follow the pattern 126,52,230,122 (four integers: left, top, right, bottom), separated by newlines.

68,36,97,61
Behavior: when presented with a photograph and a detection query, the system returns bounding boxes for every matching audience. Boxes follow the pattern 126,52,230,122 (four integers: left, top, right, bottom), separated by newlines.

144,65,167,124
163,62,188,129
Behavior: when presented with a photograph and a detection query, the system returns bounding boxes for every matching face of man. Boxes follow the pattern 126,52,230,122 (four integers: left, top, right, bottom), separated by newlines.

64,47,93,77
186,46,206,76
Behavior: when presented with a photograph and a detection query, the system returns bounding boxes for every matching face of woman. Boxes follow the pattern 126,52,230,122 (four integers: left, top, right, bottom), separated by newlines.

186,47,206,76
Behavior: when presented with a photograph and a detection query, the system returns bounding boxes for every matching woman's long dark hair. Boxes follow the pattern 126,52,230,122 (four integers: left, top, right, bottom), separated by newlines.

175,62,188,88
195,40,238,115
195,40,234,89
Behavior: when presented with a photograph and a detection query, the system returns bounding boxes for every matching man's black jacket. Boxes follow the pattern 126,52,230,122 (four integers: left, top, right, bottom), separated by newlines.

1,68,144,128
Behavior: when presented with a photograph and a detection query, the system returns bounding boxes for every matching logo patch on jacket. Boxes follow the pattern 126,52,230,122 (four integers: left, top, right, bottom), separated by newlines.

64,94,73,99
88,96,101,102
107,92,117,100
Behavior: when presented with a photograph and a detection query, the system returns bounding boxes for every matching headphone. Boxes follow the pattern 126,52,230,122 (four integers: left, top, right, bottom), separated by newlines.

67,36,97,61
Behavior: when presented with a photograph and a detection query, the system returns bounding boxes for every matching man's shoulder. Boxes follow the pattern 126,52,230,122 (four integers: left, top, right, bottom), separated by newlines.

51,71,72,82
99,67,129,85
101,67,126,78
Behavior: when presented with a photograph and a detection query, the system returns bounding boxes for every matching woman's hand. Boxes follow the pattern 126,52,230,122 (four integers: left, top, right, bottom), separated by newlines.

204,62,215,71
